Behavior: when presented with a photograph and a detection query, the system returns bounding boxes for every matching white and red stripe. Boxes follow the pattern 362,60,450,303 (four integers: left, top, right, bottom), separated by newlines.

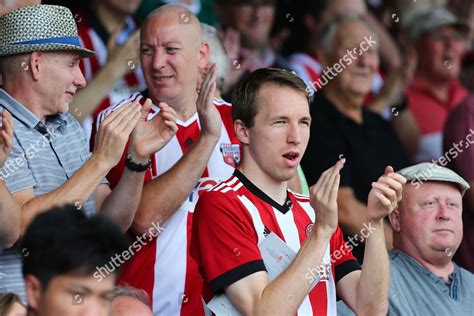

95,92,240,316
193,171,360,315
76,10,146,141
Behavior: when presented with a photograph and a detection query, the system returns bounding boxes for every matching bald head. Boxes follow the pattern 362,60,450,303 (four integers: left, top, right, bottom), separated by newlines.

143,4,201,45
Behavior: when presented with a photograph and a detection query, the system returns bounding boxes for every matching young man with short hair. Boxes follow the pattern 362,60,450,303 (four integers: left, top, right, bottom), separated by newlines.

192,68,406,315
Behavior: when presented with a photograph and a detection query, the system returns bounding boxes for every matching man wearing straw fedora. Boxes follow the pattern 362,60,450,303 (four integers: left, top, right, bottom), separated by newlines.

0,4,178,300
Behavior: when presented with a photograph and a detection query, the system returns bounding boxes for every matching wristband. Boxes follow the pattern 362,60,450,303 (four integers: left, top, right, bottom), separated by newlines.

124,155,151,172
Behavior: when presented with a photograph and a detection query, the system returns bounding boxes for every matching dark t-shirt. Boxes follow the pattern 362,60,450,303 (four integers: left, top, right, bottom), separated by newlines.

302,92,409,202
301,93,409,262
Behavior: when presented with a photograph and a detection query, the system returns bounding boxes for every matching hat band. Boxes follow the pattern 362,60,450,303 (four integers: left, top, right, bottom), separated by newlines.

12,36,81,47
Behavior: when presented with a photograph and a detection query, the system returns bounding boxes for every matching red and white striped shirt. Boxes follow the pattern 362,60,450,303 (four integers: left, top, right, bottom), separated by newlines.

95,91,241,316
75,7,146,141
192,170,360,315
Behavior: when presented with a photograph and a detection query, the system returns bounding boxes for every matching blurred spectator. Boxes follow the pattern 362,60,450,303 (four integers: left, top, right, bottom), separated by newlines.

22,204,129,316
339,163,474,315
110,285,153,316
93,5,240,315
0,110,21,250
0,4,176,300
300,14,409,262
404,7,470,162
287,0,399,92
200,23,228,99
448,0,474,45
70,0,146,141
287,0,420,160
444,94,474,272
0,292,26,316
215,0,291,94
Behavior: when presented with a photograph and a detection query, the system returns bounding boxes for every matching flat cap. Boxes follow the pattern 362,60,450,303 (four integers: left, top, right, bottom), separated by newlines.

397,162,470,196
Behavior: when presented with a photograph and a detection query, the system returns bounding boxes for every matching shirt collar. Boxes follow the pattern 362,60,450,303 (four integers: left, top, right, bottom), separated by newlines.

391,249,460,282
0,88,67,132
409,76,468,105
233,169,292,214
0,88,40,128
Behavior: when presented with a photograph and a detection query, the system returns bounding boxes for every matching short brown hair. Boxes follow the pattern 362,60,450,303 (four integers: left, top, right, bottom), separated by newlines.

231,68,310,127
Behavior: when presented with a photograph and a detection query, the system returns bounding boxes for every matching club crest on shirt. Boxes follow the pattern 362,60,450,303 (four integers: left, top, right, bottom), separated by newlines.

220,144,241,167
305,223,314,237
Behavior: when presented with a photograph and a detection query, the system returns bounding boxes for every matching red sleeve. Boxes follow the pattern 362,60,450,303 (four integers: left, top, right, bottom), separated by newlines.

191,190,266,295
330,226,361,283
444,97,474,181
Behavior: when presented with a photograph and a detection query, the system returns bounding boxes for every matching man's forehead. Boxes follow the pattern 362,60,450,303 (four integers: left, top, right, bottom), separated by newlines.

142,15,200,42
404,181,462,198
256,84,309,114
336,21,373,44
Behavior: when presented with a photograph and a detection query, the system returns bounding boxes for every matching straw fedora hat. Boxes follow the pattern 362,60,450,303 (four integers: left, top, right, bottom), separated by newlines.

0,4,95,57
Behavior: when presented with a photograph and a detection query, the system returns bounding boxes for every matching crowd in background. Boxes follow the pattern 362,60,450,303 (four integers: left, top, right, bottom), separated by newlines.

0,0,473,315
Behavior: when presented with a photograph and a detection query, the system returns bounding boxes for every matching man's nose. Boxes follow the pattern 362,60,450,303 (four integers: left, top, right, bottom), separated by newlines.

287,123,302,144
74,67,86,88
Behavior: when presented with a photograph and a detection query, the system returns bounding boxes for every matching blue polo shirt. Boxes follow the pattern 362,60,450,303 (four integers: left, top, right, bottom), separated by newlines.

0,88,107,301
337,250,474,315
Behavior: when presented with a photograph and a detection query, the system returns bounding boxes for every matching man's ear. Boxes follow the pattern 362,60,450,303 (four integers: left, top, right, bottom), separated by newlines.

29,51,43,81
234,119,250,145
198,42,210,70
24,274,42,310
389,208,401,233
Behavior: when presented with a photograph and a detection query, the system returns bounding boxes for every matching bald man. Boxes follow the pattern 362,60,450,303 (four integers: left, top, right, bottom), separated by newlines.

94,5,241,315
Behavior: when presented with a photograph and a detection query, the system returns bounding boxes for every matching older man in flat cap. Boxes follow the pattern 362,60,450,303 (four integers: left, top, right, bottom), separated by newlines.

0,4,177,300
387,163,474,315
339,162,474,315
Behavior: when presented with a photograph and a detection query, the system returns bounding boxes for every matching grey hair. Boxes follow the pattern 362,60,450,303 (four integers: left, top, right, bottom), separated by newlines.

318,13,379,54
110,285,151,307
200,22,229,91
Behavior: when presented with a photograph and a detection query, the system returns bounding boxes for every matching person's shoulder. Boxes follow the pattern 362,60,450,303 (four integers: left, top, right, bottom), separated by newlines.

213,98,232,107
96,91,147,122
198,174,241,203
388,250,411,270
457,264,474,283
451,94,474,117
289,190,310,203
